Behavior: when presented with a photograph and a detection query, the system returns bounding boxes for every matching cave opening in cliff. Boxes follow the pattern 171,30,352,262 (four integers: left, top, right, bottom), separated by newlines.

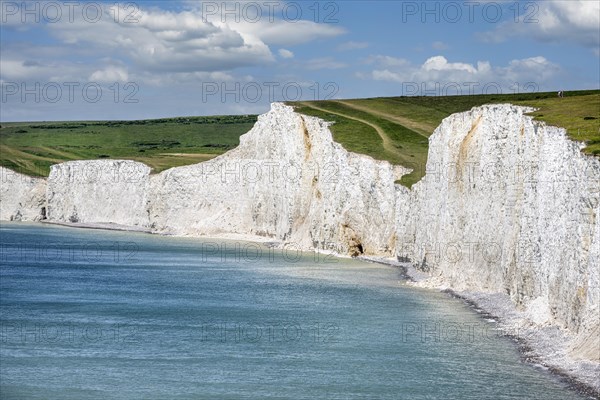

350,242,364,258
357,243,364,255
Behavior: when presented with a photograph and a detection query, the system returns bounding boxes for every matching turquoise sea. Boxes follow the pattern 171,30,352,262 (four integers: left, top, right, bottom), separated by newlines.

0,222,589,399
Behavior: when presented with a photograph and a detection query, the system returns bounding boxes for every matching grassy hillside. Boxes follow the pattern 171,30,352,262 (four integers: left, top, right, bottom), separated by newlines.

0,115,256,176
1,90,597,186
289,90,599,187
514,95,600,154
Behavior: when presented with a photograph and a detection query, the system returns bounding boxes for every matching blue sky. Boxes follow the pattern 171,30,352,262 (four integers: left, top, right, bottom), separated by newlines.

1,0,599,121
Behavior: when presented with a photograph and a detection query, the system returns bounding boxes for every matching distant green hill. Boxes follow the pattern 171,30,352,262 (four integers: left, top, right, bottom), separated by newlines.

2,90,598,188
0,115,257,176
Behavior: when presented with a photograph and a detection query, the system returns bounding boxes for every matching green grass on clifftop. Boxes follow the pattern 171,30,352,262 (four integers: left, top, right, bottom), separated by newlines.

0,115,257,176
288,90,599,187
514,93,600,156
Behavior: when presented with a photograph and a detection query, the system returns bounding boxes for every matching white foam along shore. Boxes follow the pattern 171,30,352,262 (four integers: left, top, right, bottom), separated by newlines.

40,220,152,233
1,102,599,394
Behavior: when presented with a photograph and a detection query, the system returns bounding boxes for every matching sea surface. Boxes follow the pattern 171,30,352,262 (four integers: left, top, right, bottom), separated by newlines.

0,222,589,399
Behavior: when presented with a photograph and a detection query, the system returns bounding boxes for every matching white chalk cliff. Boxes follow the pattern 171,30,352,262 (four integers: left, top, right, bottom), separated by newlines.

46,160,152,227
149,103,406,255
398,105,599,325
0,167,46,221
395,104,600,371
1,103,598,386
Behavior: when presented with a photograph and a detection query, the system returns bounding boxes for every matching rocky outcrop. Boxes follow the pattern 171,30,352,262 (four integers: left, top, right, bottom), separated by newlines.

0,167,46,221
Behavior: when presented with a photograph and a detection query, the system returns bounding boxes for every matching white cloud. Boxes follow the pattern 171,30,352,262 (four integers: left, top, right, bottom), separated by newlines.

0,60,46,80
423,56,477,74
1,2,345,85
278,49,294,59
45,7,274,74
230,20,345,46
89,66,129,83
0,58,87,82
336,41,369,51
182,1,346,46
364,55,562,94
479,0,600,53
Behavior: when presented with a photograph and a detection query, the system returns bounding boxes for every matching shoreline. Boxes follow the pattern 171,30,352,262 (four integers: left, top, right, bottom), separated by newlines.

40,220,153,233
5,220,600,397
358,255,600,398
444,290,600,399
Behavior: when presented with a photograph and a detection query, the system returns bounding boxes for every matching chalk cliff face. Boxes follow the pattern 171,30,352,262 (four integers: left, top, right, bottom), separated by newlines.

46,160,152,227
396,104,600,361
1,103,598,367
149,103,406,255
0,167,46,221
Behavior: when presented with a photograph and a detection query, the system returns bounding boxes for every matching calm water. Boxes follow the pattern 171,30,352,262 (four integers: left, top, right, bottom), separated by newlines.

0,222,588,399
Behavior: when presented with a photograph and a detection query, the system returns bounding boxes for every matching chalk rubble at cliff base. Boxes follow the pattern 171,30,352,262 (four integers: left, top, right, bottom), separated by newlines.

1,102,598,391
